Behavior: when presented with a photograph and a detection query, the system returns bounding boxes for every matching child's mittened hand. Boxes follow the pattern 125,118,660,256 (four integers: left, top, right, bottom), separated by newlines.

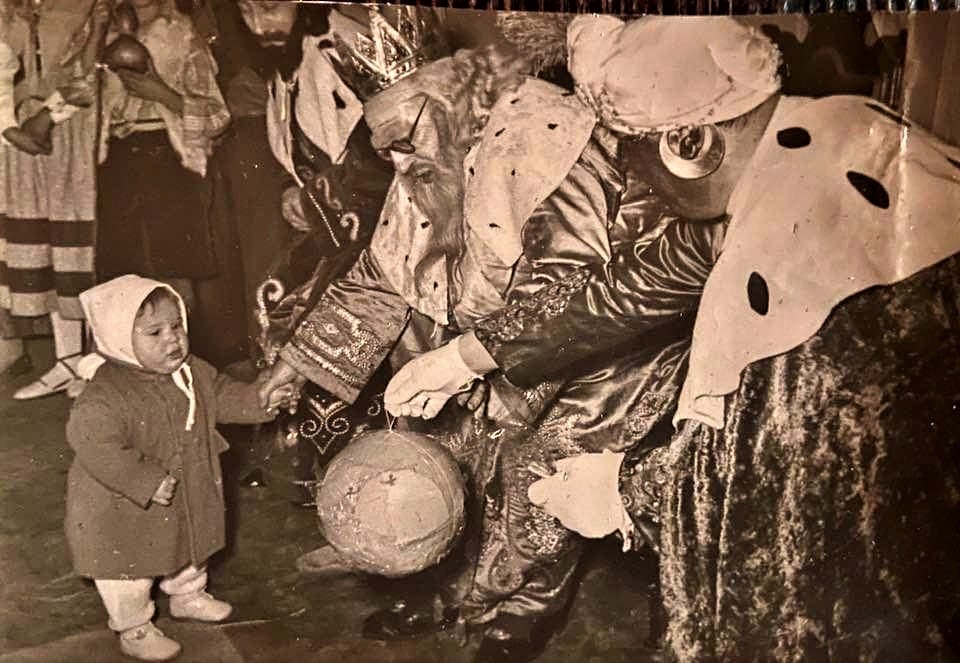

151,475,177,506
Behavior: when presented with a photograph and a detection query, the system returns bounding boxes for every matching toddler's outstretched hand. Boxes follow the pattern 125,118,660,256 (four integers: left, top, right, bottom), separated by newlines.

151,475,177,507
257,361,303,409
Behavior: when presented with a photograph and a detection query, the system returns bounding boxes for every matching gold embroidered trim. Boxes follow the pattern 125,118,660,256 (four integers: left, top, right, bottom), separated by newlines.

474,268,591,348
292,300,391,388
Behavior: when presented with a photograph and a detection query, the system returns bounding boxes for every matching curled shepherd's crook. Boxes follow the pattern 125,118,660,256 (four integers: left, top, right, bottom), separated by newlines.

255,277,286,366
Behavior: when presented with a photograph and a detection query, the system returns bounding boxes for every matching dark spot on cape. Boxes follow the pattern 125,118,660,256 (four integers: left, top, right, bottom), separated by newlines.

511,98,520,104
495,128,505,137
547,123,558,130
468,166,475,176
511,169,516,176
420,221,430,229
404,255,409,263
865,102,910,128
489,223,500,229
776,127,811,149
846,171,890,209
332,90,346,110
747,272,769,316
433,282,439,290
381,218,389,226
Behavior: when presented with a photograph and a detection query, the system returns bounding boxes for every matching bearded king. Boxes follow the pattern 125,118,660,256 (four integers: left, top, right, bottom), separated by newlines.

257,7,686,662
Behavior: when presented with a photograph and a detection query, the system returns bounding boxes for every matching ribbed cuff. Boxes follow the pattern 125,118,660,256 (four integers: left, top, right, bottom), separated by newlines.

456,331,499,375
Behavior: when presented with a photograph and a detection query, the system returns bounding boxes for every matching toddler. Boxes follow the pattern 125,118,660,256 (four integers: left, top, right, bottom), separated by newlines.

64,275,293,661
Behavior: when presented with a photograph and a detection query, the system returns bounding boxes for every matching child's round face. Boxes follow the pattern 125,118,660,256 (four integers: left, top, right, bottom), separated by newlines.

132,297,189,374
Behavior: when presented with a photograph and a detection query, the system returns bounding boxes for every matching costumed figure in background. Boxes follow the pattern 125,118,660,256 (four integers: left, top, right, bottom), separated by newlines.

0,0,110,397
258,7,686,662
181,0,357,366
95,0,229,338
388,15,960,662
233,0,399,506
131,0,274,367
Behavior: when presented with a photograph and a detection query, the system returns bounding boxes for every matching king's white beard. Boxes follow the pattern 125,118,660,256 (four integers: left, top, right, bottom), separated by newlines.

397,152,468,300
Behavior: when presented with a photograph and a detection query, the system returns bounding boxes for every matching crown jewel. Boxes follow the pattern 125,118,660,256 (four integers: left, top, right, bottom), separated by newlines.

340,7,428,98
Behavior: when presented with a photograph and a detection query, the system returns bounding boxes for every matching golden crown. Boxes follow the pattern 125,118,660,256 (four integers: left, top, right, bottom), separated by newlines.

338,6,430,99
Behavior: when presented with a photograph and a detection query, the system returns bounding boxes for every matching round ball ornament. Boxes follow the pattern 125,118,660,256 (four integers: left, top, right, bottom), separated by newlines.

101,1,151,74
102,34,151,74
317,429,466,578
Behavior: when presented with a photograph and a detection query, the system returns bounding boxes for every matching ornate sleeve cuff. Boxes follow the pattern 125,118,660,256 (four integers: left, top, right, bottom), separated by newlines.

456,331,499,374
619,445,671,552
280,344,360,404
284,300,395,405
474,268,591,376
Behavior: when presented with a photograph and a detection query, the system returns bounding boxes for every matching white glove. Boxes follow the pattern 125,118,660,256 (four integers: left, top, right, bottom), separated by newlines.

384,336,481,419
527,450,633,546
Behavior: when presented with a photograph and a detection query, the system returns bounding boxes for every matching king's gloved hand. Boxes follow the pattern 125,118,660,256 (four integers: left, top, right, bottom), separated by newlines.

385,336,482,419
527,450,633,545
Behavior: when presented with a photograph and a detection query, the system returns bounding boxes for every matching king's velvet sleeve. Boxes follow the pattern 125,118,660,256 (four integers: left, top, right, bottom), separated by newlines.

511,138,618,294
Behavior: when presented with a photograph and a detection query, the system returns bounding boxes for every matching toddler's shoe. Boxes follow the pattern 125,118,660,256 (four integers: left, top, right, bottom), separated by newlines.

119,622,181,661
169,591,232,622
